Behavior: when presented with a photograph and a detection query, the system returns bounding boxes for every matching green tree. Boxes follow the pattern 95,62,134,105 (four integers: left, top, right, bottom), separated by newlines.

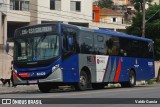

131,0,153,12
145,5,160,60
126,4,160,60
98,0,114,9
126,12,142,36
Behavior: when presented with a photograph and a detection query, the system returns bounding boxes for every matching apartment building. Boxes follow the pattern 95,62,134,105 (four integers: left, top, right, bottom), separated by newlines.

0,0,92,44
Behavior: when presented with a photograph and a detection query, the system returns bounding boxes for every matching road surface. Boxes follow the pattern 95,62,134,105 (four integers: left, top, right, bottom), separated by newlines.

0,84,160,107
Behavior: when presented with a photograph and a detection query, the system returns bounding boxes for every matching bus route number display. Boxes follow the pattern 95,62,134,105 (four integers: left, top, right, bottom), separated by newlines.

21,26,53,35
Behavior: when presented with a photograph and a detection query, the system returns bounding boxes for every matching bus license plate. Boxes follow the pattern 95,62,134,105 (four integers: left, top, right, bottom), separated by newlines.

28,80,37,84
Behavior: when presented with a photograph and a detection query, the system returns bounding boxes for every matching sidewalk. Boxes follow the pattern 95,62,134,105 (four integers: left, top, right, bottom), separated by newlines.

0,84,39,94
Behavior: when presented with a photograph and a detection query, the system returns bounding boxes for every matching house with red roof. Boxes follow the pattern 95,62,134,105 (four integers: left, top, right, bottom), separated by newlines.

100,8,124,24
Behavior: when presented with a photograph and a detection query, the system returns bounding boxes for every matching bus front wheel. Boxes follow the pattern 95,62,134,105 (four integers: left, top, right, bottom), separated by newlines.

38,83,51,93
75,71,88,91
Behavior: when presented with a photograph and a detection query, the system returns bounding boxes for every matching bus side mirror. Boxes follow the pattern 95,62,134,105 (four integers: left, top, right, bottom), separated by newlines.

5,42,9,54
68,37,73,47
5,42,13,57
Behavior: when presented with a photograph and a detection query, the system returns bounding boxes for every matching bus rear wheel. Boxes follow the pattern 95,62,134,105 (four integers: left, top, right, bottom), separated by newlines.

38,83,51,93
75,71,88,91
121,70,136,87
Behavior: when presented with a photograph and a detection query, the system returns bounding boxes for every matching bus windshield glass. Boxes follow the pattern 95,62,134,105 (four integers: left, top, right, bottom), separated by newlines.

14,34,59,62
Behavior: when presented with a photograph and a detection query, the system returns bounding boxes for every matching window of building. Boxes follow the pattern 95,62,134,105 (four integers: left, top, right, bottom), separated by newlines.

100,18,104,22
50,0,61,10
10,0,29,11
93,12,95,20
20,1,29,11
113,17,117,22
70,1,81,12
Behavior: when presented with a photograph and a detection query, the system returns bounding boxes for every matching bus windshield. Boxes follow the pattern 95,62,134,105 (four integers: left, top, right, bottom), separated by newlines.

14,34,59,62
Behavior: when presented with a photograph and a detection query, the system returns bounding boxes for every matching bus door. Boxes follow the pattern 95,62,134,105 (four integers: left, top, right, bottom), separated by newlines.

61,26,79,82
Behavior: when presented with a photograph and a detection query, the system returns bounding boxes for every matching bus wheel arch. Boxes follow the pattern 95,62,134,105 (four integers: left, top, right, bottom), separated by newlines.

81,66,91,84
74,66,91,91
121,68,136,87
38,83,52,93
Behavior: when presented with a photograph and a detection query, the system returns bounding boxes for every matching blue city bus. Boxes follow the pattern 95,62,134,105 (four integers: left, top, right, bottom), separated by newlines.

12,23,155,92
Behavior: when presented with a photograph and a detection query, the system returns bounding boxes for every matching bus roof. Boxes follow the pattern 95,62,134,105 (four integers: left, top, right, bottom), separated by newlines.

15,23,152,42
94,29,152,42
75,24,152,42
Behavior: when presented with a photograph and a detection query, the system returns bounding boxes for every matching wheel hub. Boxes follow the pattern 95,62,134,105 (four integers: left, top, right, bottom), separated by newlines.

80,76,86,86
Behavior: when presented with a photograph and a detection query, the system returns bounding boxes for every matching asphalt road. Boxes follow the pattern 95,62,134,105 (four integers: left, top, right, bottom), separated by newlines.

0,84,160,107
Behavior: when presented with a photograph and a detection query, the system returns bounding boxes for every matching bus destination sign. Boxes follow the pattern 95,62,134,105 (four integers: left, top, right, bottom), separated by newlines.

21,26,53,35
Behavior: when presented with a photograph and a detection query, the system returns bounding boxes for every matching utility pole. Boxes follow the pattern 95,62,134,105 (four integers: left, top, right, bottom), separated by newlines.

142,0,146,38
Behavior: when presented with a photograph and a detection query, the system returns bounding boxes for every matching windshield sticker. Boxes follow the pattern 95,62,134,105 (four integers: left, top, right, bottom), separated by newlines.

17,56,27,60
32,56,37,61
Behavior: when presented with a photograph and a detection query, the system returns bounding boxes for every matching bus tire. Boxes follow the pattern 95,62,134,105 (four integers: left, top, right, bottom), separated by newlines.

38,83,51,93
121,70,136,87
128,70,136,87
92,83,105,89
75,71,88,91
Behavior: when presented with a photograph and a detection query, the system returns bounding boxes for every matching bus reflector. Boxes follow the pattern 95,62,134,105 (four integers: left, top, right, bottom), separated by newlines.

73,73,76,76
19,73,28,78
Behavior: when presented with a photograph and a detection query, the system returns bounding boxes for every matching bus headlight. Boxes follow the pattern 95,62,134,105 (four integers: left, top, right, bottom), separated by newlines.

14,69,18,73
52,64,59,72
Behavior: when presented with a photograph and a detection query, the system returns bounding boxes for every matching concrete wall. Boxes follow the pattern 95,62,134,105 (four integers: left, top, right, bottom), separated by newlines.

90,22,130,30
0,45,13,79
0,0,7,45
154,61,160,78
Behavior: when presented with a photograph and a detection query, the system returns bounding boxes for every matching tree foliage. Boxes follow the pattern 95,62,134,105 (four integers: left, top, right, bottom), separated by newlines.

131,0,153,12
125,4,160,60
98,0,114,9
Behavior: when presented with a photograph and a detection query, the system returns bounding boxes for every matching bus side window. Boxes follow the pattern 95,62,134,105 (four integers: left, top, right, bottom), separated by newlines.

148,42,153,58
62,27,77,60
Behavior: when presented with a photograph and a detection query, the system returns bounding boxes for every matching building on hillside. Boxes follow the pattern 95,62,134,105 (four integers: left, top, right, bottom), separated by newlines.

100,8,124,24
152,0,160,5
112,0,130,5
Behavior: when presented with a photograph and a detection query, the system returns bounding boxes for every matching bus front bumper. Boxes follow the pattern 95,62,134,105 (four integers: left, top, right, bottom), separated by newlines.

13,68,63,85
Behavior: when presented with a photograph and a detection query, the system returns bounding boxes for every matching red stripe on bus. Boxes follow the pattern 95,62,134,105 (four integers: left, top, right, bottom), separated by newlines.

114,59,121,82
